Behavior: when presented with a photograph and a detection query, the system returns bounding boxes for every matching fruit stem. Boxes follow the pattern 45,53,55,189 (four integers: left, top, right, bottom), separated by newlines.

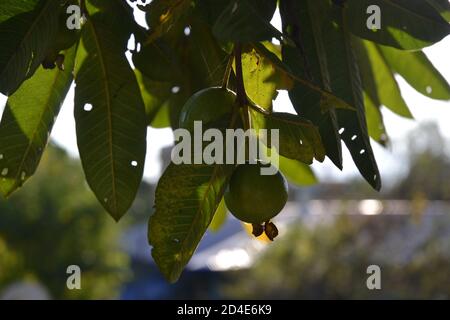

234,43,248,107
221,52,234,90
234,43,251,130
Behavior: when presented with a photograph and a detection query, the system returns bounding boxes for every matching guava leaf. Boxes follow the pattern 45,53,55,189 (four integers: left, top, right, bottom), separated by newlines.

149,162,235,282
358,40,412,118
278,156,317,186
212,0,281,42
426,0,450,22
280,0,343,169
240,44,292,111
0,0,60,95
378,45,450,100
74,8,147,221
250,110,325,164
344,0,450,50
0,46,76,197
324,3,381,190
209,197,228,232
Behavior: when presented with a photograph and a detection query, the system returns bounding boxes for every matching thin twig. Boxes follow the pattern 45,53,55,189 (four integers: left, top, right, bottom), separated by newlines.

221,53,234,89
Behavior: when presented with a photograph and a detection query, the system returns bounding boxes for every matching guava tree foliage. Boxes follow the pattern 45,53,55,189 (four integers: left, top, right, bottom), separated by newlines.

0,0,449,282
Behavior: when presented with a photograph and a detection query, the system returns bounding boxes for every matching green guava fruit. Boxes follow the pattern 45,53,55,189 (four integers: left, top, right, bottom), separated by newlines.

179,87,236,130
224,162,288,224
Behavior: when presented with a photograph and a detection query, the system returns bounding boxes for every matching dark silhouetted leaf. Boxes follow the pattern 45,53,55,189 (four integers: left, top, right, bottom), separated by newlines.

149,162,235,282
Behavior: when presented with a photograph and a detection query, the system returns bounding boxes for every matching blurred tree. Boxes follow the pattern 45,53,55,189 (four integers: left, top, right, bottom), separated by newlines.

223,214,450,299
0,145,130,299
392,122,450,200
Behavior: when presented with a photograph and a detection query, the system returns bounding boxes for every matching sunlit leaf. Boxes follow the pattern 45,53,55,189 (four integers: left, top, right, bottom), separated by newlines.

378,45,450,101
209,197,228,232
0,46,76,196
250,109,325,164
0,0,60,95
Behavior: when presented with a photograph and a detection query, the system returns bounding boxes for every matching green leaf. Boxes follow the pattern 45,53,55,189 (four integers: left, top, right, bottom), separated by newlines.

364,93,389,146
74,9,147,221
141,0,192,44
133,40,182,83
0,0,60,95
352,39,389,146
250,109,326,164
426,0,450,22
359,40,412,118
324,3,381,190
344,0,450,50
209,197,228,232
253,41,355,112
278,155,317,186
134,69,171,127
280,0,343,169
212,0,281,42
0,46,76,196
378,45,450,100
149,162,235,282
240,44,292,110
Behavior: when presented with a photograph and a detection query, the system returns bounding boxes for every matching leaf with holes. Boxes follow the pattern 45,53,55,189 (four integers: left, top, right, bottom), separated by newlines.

323,3,381,190
0,0,60,95
364,93,389,146
74,8,147,220
250,109,325,164
0,46,76,197
378,45,450,101
280,0,343,169
149,162,235,282
357,39,412,118
353,40,389,146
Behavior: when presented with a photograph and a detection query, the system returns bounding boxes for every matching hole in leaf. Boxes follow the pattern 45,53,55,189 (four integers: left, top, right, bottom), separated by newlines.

171,86,180,94
351,135,357,141
360,149,366,154
426,86,432,94
84,104,93,112
184,26,191,36
131,161,138,167
338,128,345,135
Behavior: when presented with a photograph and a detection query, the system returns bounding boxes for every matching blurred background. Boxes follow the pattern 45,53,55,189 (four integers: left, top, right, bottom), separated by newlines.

0,3,450,300
1,120,450,299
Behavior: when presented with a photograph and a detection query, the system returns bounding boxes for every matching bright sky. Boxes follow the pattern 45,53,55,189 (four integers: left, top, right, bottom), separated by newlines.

0,6,449,187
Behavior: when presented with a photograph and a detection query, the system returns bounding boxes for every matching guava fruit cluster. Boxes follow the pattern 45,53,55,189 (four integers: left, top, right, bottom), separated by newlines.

178,87,289,241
